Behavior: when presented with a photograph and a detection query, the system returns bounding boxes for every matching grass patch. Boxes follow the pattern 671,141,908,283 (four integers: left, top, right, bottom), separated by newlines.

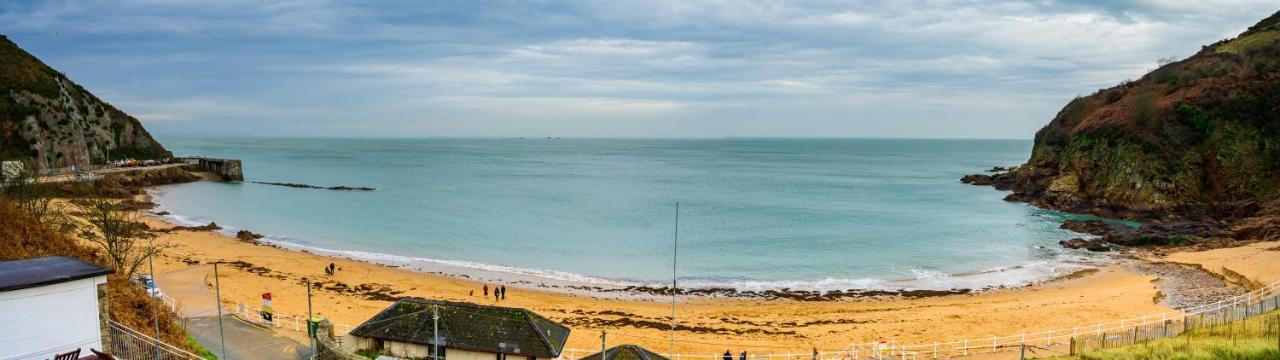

186,335,218,360
1049,310,1280,359
1056,337,1279,359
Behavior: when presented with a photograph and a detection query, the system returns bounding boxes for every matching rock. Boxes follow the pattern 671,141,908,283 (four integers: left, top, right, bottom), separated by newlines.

1108,221,1229,246
1060,220,1132,237
1059,238,1112,251
960,171,1015,190
236,230,264,242
251,181,376,192
1047,174,1080,193
989,166,1008,172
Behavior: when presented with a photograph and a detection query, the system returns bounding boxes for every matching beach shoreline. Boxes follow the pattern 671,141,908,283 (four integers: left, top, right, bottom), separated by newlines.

136,186,1279,355
145,185,1111,302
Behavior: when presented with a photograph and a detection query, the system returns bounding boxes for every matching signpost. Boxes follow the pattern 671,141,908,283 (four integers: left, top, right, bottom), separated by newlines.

261,292,274,325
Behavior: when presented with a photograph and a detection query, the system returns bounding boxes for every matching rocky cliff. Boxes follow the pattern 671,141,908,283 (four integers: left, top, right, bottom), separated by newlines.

967,11,1280,245
0,35,169,170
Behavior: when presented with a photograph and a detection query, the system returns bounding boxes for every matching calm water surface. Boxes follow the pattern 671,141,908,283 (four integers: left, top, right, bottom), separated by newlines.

151,138,1101,291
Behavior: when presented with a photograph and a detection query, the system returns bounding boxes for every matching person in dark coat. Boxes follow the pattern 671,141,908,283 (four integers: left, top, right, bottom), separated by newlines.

484,284,489,297
500,285,507,300
723,351,732,360
740,351,746,360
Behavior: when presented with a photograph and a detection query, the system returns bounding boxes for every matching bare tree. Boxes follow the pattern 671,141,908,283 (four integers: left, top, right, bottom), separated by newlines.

1,166,75,233
74,195,169,277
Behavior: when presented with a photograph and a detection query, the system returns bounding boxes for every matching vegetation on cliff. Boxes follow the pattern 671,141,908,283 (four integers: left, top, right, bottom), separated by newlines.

0,194,194,352
0,35,170,170
967,11,1280,247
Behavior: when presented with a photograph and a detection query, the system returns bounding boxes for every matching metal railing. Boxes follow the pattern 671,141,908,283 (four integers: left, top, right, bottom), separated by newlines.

105,320,206,360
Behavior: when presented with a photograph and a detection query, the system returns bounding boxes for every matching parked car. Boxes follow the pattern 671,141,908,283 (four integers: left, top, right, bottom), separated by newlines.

131,274,164,299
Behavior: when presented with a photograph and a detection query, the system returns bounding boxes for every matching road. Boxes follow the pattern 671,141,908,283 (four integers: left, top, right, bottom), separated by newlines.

37,163,188,183
157,265,313,360
184,315,313,360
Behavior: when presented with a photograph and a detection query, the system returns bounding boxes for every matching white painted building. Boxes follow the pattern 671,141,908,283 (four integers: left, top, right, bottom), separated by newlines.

0,256,114,360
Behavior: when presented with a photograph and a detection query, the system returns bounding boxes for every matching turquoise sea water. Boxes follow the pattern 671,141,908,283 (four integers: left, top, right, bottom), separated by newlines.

151,138,1102,291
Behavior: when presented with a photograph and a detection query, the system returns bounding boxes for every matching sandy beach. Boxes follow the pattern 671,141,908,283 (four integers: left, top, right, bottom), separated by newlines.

131,204,1280,357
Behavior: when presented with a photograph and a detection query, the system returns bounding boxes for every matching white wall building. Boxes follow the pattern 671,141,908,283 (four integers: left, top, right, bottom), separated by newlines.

0,256,113,360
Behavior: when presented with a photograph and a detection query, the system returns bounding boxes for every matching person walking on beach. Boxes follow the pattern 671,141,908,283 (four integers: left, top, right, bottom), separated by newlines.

484,284,489,297
500,285,507,300
739,351,746,360
329,262,335,273
723,350,732,360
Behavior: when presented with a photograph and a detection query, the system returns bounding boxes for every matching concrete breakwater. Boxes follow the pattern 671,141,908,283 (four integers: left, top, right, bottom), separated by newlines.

178,157,243,181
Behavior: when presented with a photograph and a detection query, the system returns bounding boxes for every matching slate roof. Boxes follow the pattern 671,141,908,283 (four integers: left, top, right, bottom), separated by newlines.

349,298,571,357
580,345,670,360
0,256,113,292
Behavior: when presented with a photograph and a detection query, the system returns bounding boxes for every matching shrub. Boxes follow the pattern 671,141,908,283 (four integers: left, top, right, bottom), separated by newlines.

1105,89,1124,104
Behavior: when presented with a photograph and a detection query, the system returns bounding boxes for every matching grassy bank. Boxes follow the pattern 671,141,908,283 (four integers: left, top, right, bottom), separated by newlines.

1050,311,1280,359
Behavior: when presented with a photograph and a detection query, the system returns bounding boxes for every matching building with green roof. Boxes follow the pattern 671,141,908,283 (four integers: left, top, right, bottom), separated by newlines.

346,298,571,360
578,345,670,360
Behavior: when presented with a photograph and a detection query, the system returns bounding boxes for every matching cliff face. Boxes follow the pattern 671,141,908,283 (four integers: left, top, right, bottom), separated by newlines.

1007,11,1280,222
0,35,169,170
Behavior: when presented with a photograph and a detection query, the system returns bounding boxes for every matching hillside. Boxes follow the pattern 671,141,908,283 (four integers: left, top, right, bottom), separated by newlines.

0,35,169,170
0,196,198,354
968,11,1280,245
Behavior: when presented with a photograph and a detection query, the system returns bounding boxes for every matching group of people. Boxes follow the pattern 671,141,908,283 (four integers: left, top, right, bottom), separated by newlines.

324,262,338,276
479,284,508,301
723,351,747,360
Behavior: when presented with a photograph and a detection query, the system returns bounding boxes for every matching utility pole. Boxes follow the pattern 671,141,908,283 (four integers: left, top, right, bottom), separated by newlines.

601,330,607,360
670,202,679,358
149,253,160,360
433,305,441,360
307,279,315,358
213,263,227,360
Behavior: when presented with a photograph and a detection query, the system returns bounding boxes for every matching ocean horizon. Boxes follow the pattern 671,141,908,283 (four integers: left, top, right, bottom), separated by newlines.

150,137,1108,292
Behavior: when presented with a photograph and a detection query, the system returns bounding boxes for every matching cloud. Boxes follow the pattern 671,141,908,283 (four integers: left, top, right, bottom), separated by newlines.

1,0,1274,138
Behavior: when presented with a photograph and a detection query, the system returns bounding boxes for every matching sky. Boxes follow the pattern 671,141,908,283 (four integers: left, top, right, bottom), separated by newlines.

0,1,1276,139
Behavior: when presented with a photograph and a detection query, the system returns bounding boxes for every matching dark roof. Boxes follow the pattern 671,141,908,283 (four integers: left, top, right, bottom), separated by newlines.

349,298,571,357
581,345,670,360
0,256,113,292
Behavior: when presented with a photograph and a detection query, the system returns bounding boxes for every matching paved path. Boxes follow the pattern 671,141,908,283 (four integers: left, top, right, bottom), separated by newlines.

157,265,313,360
185,315,313,360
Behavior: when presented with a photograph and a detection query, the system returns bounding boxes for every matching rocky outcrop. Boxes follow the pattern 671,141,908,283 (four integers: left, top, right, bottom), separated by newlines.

250,181,376,191
1,35,170,170
966,11,1280,247
960,171,1015,190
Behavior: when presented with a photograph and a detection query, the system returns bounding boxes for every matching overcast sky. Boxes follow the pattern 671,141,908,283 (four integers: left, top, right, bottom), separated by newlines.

1,1,1276,138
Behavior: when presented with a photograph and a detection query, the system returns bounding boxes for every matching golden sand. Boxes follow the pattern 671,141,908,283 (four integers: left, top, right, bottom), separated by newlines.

141,214,1196,356
1163,241,1280,290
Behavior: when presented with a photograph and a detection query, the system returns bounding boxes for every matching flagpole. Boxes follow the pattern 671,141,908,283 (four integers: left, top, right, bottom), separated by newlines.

670,202,679,357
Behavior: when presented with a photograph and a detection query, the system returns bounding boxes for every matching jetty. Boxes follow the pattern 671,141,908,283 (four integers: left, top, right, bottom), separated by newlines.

178,157,244,182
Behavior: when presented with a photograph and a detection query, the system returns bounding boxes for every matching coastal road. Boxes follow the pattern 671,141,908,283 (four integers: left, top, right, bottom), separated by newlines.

185,315,313,360
37,163,188,183
158,265,313,360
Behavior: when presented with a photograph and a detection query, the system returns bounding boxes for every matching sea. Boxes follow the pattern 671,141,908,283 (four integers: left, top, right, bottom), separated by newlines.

149,137,1110,293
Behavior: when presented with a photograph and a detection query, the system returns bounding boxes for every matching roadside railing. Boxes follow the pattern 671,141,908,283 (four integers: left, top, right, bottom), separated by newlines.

106,320,205,360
